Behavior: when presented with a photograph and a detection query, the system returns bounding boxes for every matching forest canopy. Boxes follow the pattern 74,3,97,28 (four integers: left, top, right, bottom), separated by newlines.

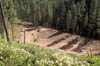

0,0,100,39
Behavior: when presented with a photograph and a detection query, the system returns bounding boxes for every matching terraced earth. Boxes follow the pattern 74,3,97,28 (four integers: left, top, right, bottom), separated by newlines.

13,23,100,56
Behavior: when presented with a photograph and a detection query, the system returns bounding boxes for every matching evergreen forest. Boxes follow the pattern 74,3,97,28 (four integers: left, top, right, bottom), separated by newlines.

0,0,100,39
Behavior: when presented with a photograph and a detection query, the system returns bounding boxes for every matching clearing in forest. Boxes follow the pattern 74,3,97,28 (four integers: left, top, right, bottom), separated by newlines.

13,23,100,56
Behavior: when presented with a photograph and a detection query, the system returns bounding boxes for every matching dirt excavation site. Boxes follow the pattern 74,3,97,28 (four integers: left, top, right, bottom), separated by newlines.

13,23,100,56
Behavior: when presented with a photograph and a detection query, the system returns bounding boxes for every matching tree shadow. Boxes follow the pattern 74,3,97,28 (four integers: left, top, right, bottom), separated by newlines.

18,23,34,28
18,23,38,32
25,28,37,31
47,35,71,47
59,37,79,50
72,38,91,53
48,31,63,38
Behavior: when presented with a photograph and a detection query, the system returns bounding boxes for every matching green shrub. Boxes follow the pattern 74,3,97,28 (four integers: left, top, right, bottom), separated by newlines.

82,55,100,66
0,38,90,66
0,39,35,66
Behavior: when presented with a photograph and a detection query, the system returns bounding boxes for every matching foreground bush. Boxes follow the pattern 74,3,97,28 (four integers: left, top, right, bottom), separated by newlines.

82,55,100,66
0,39,35,66
0,38,90,66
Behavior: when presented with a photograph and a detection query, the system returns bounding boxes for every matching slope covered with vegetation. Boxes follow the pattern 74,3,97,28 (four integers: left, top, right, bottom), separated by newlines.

0,37,91,66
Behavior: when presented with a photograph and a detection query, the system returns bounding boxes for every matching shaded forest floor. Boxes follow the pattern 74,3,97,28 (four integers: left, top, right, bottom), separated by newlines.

11,23,100,56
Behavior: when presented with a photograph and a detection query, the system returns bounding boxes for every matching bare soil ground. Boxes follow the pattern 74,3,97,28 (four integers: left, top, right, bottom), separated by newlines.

13,23,100,56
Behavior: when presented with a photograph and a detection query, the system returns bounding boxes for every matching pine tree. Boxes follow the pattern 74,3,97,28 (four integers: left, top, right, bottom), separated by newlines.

88,0,98,38
70,1,77,33
66,10,72,32
96,0,100,39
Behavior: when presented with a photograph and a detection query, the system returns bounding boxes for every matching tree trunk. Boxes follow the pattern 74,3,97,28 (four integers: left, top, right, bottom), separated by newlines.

0,0,10,42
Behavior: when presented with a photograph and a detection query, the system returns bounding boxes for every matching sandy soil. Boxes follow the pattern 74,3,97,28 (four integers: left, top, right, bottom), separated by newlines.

13,23,100,56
